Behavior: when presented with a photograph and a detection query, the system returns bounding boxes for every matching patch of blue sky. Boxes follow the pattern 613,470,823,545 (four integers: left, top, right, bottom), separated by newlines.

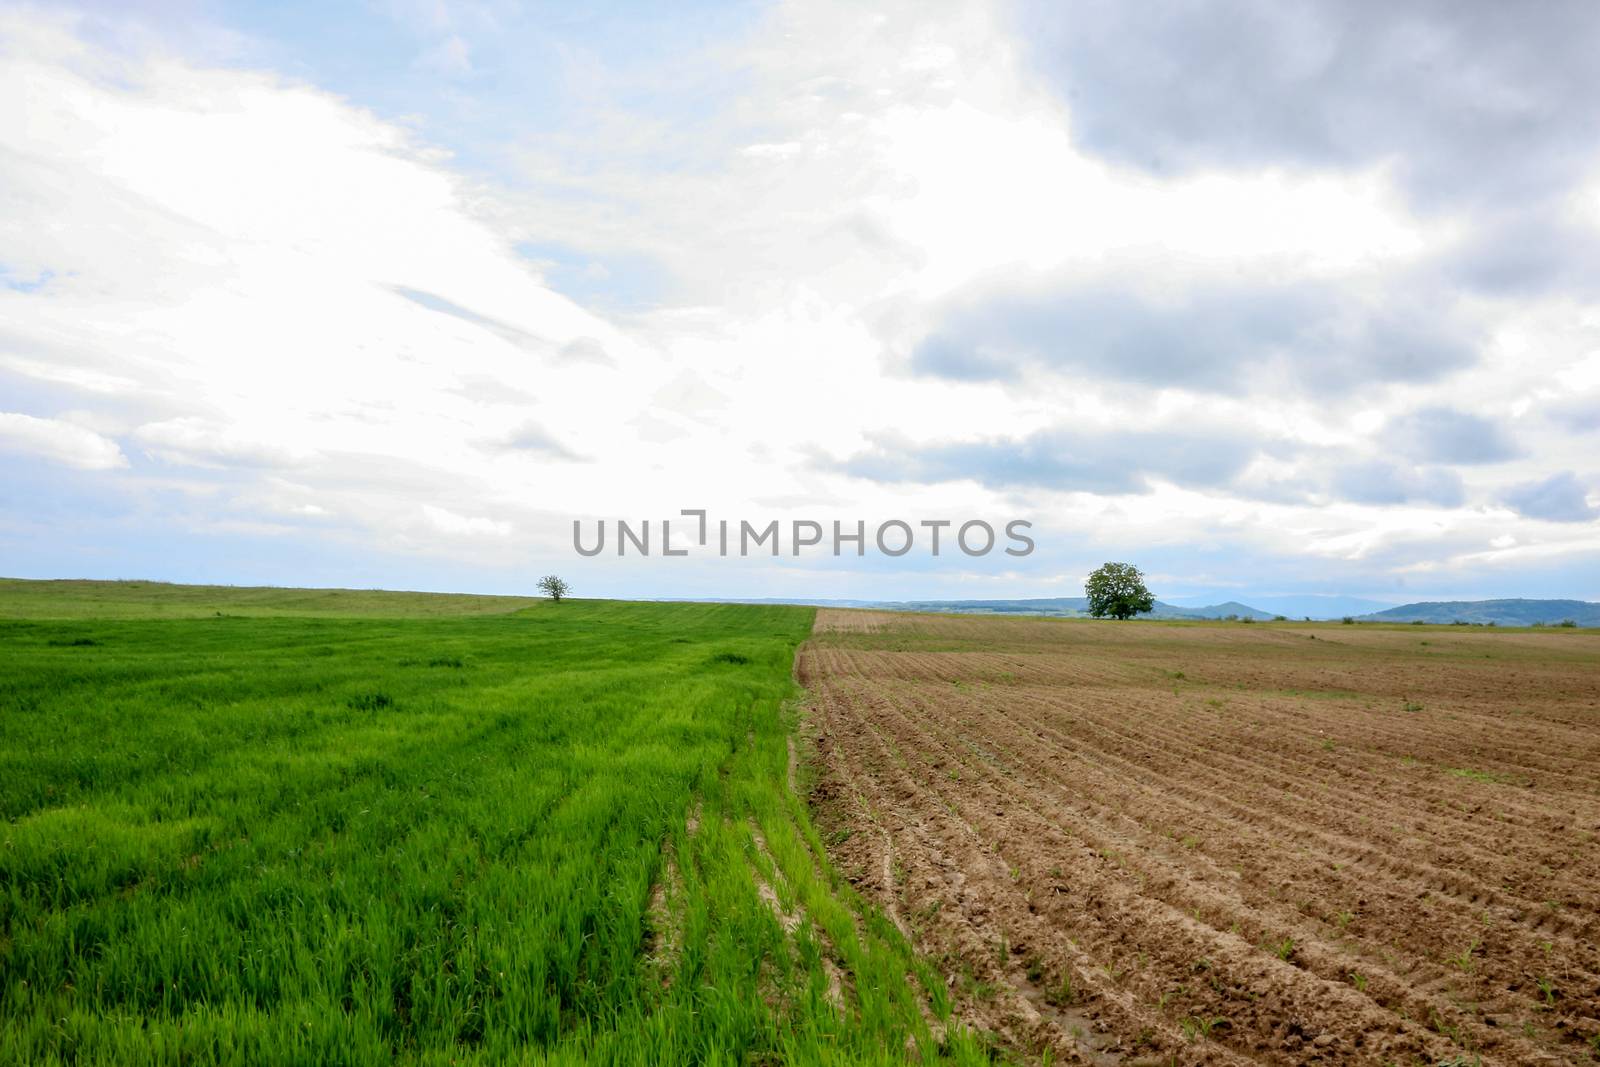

515,241,669,312
0,266,54,293
201,0,773,177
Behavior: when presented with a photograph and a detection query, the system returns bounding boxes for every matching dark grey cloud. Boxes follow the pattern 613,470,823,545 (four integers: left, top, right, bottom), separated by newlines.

837,425,1483,512
837,427,1260,495
1447,212,1600,297
906,6,1600,397
495,421,585,460
1010,1,1600,298
1501,471,1597,522
1383,407,1520,465
1011,0,1600,207
909,274,1474,393
1544,394,1600,434
1328,460,1464,507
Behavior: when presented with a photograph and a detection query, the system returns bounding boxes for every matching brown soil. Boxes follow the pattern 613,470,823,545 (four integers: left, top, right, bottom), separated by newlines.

801,610,1600,1065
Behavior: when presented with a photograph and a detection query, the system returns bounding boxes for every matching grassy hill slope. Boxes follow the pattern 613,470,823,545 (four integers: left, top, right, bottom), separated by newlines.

0,577,540,619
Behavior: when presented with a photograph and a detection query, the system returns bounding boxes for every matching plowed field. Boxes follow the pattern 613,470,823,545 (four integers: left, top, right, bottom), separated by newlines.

801,610,1600,1065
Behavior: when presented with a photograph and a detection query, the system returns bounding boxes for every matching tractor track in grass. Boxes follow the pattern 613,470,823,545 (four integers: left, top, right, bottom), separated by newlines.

802,611,1600,1065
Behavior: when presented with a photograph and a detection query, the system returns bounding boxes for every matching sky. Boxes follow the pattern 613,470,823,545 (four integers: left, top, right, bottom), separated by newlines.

2,0,1599,607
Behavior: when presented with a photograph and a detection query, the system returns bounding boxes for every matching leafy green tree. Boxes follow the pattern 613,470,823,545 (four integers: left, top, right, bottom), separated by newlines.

537,575,570,602
1084,562,1154,620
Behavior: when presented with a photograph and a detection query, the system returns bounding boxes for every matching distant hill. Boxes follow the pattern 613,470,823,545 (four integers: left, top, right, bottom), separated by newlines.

655,595,1599,627
1171,594,1392,620
683,595,1280,620
876,598,1280,620
1357,598,1600,626
1160,600,1276,621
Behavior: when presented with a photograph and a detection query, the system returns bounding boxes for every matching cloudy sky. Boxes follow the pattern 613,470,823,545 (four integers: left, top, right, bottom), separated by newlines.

3,0,1599,607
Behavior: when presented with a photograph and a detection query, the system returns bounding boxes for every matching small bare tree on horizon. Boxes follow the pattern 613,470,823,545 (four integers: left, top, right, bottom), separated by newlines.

537,575,570,603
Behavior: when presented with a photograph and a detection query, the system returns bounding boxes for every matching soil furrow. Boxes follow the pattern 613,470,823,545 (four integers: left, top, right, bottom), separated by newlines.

803,611,1600,1065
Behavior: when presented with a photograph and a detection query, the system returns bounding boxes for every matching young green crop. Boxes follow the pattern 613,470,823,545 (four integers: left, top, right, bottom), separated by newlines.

0,588,987,1065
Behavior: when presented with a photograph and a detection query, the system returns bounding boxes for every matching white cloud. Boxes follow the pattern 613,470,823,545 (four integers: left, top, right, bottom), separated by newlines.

133,417,318,469
421,503,511,538
2,2,1597,599
0,412,126,470
0,9,676,550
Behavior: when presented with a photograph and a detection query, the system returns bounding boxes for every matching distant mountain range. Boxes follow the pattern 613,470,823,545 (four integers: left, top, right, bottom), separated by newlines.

677,595,1599,626
1168,594,1394,619
1355,599,1600,626
869,597,1280,620
681,595,1269,618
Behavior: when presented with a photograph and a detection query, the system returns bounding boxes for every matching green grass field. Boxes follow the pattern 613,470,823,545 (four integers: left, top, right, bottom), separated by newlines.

0,581,984,1065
